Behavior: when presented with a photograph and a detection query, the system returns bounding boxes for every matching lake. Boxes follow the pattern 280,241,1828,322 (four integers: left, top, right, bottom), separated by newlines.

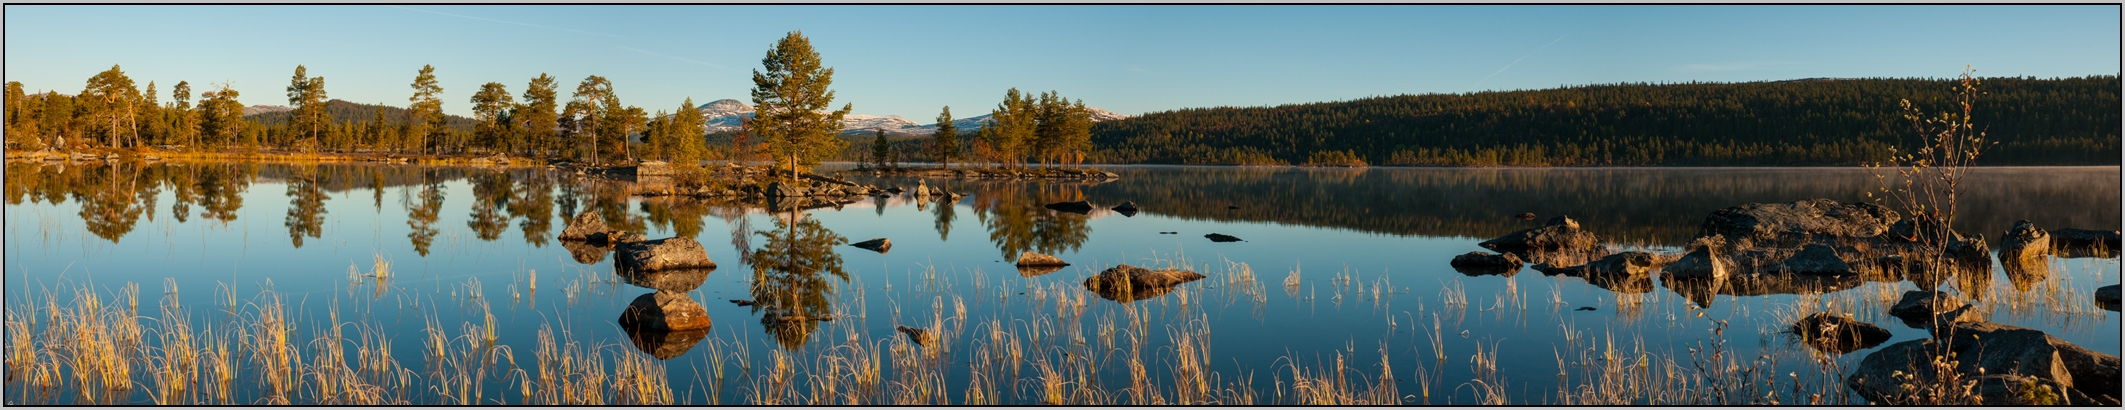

4,161,2117,405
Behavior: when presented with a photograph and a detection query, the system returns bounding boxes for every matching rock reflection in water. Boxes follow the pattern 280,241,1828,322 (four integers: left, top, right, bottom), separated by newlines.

618,267,713,292
561,240,614,264
623,324,710,360
747,210,849,350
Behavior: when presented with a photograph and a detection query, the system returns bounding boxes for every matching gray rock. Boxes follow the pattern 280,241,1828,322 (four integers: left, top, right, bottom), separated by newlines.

1790,312,1891,354
617,291,713,331
1663,246,1729,281
1770,244,1854,275
1887,290,1980,328
1698,199,1901,248
1015,251,1069,267
1479,220,1602,254
1083,264,1206,303
1582,251,1658,277
558,210,610,241
851,238,892,254
1449,251,1523,276
615,237,717,272
2000,220,2053,273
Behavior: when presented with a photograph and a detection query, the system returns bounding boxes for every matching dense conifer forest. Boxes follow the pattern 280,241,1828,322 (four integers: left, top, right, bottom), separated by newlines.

1087,76,2120,166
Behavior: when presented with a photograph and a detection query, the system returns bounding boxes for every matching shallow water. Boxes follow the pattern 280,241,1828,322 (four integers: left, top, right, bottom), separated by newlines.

4,161,2117,404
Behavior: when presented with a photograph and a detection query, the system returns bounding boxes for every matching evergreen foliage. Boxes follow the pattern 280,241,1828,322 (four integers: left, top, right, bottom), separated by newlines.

751,31,852,180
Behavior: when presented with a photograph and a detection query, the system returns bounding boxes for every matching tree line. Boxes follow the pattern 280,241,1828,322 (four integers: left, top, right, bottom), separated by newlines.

1087,76,2121,166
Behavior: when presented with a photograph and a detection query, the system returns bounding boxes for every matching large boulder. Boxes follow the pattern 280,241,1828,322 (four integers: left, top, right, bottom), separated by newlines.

1083,264,1206,303
2051,228,2120,258
1449,251,1523,276
1698,199,1900,248
1479,215,1602,253
617,291,713,331
1999,220,2053,274
558,210,610,241
1791,312,1892,354
615,237,717,271
1769,244,1855,275
1015,251,1069,267
1887,290,1981,328
2097,285,2120,312
1851,322,2122,405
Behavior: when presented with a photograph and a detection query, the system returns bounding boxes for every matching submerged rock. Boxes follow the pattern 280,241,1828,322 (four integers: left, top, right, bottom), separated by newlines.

851,238,892,254
618,291,713,331
1790,312,1892,354
1112,201,1138,217
1449,251,1523,276
558,210,610,241
897,325,933,347
1697,199,1900,248
616,237,717,271
1015,251,1069,267
1205,233,1243,242
1044,201,1094,214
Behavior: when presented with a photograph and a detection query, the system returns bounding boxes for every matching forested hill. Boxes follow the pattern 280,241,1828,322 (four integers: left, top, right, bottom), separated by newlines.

1088,76,2120,166
245,99,475,128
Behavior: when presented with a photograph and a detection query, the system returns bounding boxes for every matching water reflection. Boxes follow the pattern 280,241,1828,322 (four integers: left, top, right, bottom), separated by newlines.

972,182,1093,261
404,172,445,257
284,165,328,247
747,209,849,350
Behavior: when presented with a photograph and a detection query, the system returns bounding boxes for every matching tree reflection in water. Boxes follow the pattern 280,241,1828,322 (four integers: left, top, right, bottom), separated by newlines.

747,209,849,350
508,172,556,247
465,171,513,241
404,171,445,257
283,165,329,247
973,182,1092,261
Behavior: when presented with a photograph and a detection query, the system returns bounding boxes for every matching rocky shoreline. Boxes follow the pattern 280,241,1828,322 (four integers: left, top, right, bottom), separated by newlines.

841,165,1119,181
1453,198,2122,405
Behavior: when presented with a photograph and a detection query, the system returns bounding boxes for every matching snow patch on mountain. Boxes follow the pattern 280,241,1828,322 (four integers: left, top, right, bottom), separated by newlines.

689,98,1131,137
243,105,293,116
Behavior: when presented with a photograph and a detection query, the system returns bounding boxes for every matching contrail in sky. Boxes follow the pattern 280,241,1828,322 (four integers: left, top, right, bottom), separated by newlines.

386,6,623,38
1473,29,1576,89
617,46,727,70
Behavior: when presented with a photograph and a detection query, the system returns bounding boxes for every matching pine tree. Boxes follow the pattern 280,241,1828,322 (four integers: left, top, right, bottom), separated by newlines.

567,75,613,164
518,74,560,158
751,31,853,183
405,65,444,155
871,129,890,170
670,97,705,165
470,82,515,154
82,65,140,149
983,88,1035,168
285,65,329,153
932,106,957,170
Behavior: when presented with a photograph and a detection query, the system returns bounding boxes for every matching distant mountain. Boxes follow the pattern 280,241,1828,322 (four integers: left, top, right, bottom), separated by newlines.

244,99,476,128
692,98,1131,137
243,105,292,116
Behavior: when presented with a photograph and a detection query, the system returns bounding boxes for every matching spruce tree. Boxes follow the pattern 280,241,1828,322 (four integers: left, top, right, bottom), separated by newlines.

670,97,705,164
932,106,957,170
751,31,853,183
871,129,890,170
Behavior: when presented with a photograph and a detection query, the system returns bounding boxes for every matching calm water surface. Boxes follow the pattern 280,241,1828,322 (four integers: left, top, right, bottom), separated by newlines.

4,162,2117,404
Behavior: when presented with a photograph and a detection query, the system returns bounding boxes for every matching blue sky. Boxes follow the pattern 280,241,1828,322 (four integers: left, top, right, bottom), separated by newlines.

5,5,2117,119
